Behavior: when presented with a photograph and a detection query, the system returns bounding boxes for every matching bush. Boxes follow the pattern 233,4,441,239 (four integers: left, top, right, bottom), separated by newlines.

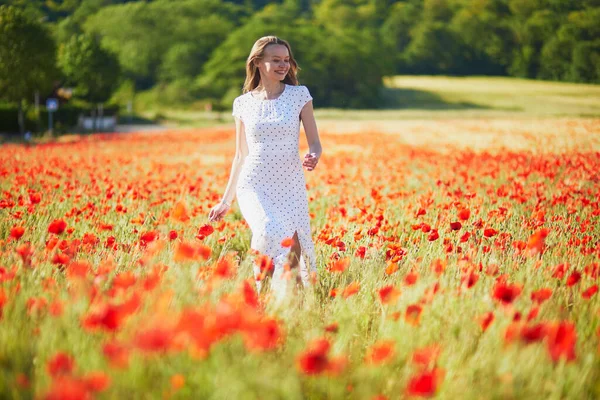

0,103,119,134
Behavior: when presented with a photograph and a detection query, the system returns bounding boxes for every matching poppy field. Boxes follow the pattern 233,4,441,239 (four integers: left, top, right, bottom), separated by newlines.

0,118,599,399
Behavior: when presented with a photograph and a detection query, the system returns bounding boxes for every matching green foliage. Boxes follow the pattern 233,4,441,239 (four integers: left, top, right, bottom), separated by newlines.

0,5,59,104
196,1,392,108
57,33,121,103
570,40,600,83
83,0,243,90
380,1,422,72
194,2,303,104
2,0,600,116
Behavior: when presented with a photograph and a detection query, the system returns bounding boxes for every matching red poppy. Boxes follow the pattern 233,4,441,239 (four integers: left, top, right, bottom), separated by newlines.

242,280,259,308
531,288,552,304
112,271,136,289
171,374,185,390
139,230,158,245
213,255,237,279
102,340,129,368
458,208,470,221
174,242,211,261
404,272,419,286
255,254,274,280
133,326,174,353
552,263,569,279
365,340,396,365
48,219,67,235
431,259,446,275
82,371,111,392
342,281,360,299
82,303,123,332
427,230,439,241
526,307,540,322
483,228,498,238
479,312,494,332
171,200,190,223
296,338,331,375
44,376,91,400
386,262,399,275
566,271,581,286
378,285,401,305
355,246,367,258
519,323,548,343
461,269,479,289
546,321,576,363
243,318,283,352
198,224,215,237
411,344,442,367
405,304,423,326
526,228,550,255
10,226,25,239
492,281,522,305
66,260,89,279
582,285,598,299
405,367,444,397
280,237,294,247
328,258,350,273
46,352,75,377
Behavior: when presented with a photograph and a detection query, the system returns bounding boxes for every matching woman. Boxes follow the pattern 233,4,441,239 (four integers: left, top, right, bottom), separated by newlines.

208,36,322,298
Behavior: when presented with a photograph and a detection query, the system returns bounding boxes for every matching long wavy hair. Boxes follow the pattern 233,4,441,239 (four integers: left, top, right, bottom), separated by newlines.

242,36,300,94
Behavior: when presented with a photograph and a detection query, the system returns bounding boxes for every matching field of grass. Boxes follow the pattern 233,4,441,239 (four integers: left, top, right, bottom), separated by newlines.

137,76,600,128
0,108,599,398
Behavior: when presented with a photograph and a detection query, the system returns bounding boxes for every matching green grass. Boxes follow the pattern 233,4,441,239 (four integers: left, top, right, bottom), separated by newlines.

137,76,600,128
382,75,600,117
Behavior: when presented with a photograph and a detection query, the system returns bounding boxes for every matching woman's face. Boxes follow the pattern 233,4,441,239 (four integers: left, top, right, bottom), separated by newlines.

256,44,290,82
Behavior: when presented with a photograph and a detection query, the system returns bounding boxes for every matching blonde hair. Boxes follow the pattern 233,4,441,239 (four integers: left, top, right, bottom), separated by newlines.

242,36,300,94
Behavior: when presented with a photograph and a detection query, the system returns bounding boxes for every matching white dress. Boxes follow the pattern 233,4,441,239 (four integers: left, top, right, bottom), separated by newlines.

232,84,317,295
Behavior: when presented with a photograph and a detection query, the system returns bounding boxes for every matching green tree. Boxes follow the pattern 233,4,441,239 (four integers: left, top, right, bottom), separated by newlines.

381,1,423,74
538,34,574,81
450,0,514,75
570,40,600,83
538,7,600,82
400,0,468,74
0,5,59,133
57,33,121,103
83,0,242,89
508,7,560,78
196,2,391,109
313,0,380,31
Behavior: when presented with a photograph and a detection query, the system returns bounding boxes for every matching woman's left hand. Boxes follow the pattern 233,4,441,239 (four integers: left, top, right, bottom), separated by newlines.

303,152,319,171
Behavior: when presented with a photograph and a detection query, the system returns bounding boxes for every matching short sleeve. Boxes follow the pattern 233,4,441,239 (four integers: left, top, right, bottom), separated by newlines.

300,85,313,107
232,97,243,121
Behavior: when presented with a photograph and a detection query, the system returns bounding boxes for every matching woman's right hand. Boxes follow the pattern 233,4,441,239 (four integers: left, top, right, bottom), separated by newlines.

208,202,230,222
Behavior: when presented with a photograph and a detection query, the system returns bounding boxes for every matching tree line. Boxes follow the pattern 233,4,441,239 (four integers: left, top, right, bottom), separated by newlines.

1,0,599,132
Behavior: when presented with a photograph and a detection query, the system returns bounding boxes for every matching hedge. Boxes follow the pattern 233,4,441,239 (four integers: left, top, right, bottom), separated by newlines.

0,103,120,134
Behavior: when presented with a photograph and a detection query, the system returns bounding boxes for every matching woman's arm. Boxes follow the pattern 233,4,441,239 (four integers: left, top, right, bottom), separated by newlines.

220,116,248,205
300,100,322,170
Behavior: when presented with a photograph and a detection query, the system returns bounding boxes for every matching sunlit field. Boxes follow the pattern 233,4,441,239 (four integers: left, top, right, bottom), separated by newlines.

1,118,599,399
133,76,600,128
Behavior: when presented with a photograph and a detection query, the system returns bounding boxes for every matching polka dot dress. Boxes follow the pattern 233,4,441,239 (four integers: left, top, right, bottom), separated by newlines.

232,84,317,294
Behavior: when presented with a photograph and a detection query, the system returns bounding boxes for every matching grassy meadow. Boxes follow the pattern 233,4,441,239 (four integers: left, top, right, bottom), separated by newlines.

0,76,599,399
136,76,600,128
